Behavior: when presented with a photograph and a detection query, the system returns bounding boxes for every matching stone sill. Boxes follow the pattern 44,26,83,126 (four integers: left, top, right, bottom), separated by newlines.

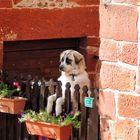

0,0,97,8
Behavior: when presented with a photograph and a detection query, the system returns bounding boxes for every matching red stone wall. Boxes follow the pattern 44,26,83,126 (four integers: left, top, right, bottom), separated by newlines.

99,0,140,139
0,0,12,8
0,0,99,75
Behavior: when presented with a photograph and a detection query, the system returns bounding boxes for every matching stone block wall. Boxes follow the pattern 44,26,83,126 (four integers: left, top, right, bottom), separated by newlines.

99,0,140,139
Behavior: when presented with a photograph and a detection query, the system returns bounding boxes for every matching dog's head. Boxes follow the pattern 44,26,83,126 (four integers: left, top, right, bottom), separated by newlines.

59,50,86,75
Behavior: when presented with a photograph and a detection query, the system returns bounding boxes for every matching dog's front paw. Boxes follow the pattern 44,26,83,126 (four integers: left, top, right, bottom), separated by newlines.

47,94,56,114
55,97,65,116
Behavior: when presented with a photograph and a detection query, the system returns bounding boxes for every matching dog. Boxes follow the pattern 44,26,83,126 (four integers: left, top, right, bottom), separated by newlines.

47,50,91,116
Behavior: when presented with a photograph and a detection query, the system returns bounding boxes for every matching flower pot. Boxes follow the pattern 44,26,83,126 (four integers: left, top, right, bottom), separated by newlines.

25,120,72,140
0,97,27,114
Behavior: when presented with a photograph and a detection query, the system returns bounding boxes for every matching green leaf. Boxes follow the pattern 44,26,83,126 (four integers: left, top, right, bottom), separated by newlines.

18,110,81,128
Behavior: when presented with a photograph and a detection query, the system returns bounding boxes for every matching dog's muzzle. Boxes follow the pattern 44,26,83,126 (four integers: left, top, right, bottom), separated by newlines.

59,64,64,71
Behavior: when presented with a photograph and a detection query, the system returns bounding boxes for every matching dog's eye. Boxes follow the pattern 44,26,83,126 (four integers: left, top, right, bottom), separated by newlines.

66,58,72,65
61,57,64,62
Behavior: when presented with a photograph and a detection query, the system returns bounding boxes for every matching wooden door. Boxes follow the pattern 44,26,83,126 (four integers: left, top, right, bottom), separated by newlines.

3,38,80,80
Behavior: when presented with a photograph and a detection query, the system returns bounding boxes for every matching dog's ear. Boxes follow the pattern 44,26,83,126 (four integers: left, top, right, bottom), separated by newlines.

73,52,83,64
60,51,65,61
73,51,86,70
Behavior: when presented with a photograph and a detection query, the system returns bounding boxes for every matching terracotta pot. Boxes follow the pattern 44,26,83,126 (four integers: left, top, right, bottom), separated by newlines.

0,97,27,114
25,120,72,140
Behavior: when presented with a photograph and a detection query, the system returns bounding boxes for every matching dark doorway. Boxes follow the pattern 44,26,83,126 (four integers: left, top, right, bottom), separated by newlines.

3,38,80,80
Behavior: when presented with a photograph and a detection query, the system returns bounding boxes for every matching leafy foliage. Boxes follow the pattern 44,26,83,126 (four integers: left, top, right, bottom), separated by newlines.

19,110,81,128
0,82,19,98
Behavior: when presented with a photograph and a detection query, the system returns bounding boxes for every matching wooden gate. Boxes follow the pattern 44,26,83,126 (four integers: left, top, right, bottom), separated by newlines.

0,72,99,140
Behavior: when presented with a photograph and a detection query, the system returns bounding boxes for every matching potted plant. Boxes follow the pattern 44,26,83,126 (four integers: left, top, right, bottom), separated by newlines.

19,110,80,140
0,82,27,114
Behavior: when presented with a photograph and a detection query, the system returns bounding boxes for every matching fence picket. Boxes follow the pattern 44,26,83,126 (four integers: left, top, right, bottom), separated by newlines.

73,84,80,112
31,77,40,112
0,113,6,140
40,78,46,110
0,72,99,140
64,82,71,114
56,81,62,99
87,89,99,140
80,86,88,140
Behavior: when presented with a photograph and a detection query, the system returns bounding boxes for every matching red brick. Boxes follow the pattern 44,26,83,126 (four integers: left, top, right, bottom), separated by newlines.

88,73,100,88
88,73,94,87
100,63,136,90
0,42,3,49
119,43,138,65
100,130,112,140
13,0,21,4
0,7,98,41
86,54,98,72
118,94,140,119
136,87,140,94
94,73,100,88
0,0,12,8
69,0,99,5
99,90,116,120
99,39,119,62
85,53,98,72
79,37,100,48
137,66,140,86
100,5,138,42
100,118,112,140
114,120,138,140
87,37,100,47
136,67,140,93
86,46,99,55
113,0,137,5
80,47,100,72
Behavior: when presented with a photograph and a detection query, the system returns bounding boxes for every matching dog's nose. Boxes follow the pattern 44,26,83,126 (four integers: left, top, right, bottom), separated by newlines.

59,65,64,71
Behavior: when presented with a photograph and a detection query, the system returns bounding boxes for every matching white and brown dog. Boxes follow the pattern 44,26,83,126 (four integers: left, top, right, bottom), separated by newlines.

47,50,91,116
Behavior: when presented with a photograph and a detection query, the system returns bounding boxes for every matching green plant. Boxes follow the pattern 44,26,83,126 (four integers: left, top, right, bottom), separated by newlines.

19,110,81,128
0,82,18,98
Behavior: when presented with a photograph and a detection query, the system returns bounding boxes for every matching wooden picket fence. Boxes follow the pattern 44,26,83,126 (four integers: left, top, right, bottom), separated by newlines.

0,71,99,140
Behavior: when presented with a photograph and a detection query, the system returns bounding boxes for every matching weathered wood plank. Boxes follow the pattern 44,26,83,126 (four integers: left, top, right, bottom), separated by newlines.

0,113,7,140
80,86,88,140
73,84,80,112
56,81,62,99
40,78,46,110
64,82,71,114
7,114,14,140
4,39,78,79
87,89,99,140
30,77,40,112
